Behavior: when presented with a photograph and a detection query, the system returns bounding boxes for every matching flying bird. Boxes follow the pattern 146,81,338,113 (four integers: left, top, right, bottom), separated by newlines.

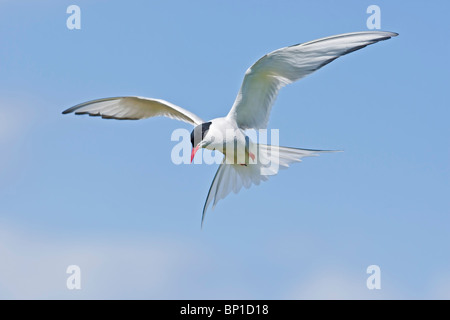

62,31,397,225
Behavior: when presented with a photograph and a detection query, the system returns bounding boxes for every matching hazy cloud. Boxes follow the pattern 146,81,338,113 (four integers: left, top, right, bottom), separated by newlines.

0,223,196,299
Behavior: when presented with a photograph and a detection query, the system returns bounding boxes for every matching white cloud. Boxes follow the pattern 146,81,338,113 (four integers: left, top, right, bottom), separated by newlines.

286,267,400,300
0,221,448,299
427,272,450,300
0,107,16,143
0,101,35,192
0,101,31,142
0,223,196,299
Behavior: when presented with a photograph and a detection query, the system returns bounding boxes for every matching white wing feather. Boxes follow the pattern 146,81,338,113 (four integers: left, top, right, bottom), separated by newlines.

227,31,398,129
63,96,204,126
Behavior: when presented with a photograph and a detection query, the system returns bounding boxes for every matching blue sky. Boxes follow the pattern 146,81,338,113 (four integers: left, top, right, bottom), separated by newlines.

0,0,449,299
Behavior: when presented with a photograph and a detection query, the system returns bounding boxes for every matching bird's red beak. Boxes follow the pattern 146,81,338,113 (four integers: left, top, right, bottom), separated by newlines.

191,145,200,163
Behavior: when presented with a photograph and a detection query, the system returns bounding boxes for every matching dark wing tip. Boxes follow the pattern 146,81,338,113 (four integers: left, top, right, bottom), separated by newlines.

201,204,208,229
62,103,85,115
62,107,74,114
61,97,123,116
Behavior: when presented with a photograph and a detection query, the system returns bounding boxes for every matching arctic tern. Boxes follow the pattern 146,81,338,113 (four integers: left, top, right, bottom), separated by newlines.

62,31,397,225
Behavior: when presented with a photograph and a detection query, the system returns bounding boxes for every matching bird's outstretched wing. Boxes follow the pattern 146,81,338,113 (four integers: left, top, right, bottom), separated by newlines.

227,31,398,129
62,96,204,126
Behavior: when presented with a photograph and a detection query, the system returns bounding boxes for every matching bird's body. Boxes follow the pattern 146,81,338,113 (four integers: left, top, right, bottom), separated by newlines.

62,31,398,225
198,117,254,165
203,117,240,155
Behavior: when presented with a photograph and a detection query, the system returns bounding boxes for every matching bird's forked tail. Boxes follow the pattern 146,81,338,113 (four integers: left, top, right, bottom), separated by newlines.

201,144,340,226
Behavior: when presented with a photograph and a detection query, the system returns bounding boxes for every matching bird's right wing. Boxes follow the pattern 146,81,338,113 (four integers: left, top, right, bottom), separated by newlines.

227,31,398,129
62,96,204,126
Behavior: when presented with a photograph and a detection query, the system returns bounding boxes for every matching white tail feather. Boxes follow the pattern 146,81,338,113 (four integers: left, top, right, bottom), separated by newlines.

201,145,339,226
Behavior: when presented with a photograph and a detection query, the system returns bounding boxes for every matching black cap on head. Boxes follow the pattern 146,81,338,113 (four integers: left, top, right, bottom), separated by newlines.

190,122,212,148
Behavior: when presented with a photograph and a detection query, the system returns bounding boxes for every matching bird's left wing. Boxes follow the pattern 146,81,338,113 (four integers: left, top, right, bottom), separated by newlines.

62,96,204,126
227,31,398,129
